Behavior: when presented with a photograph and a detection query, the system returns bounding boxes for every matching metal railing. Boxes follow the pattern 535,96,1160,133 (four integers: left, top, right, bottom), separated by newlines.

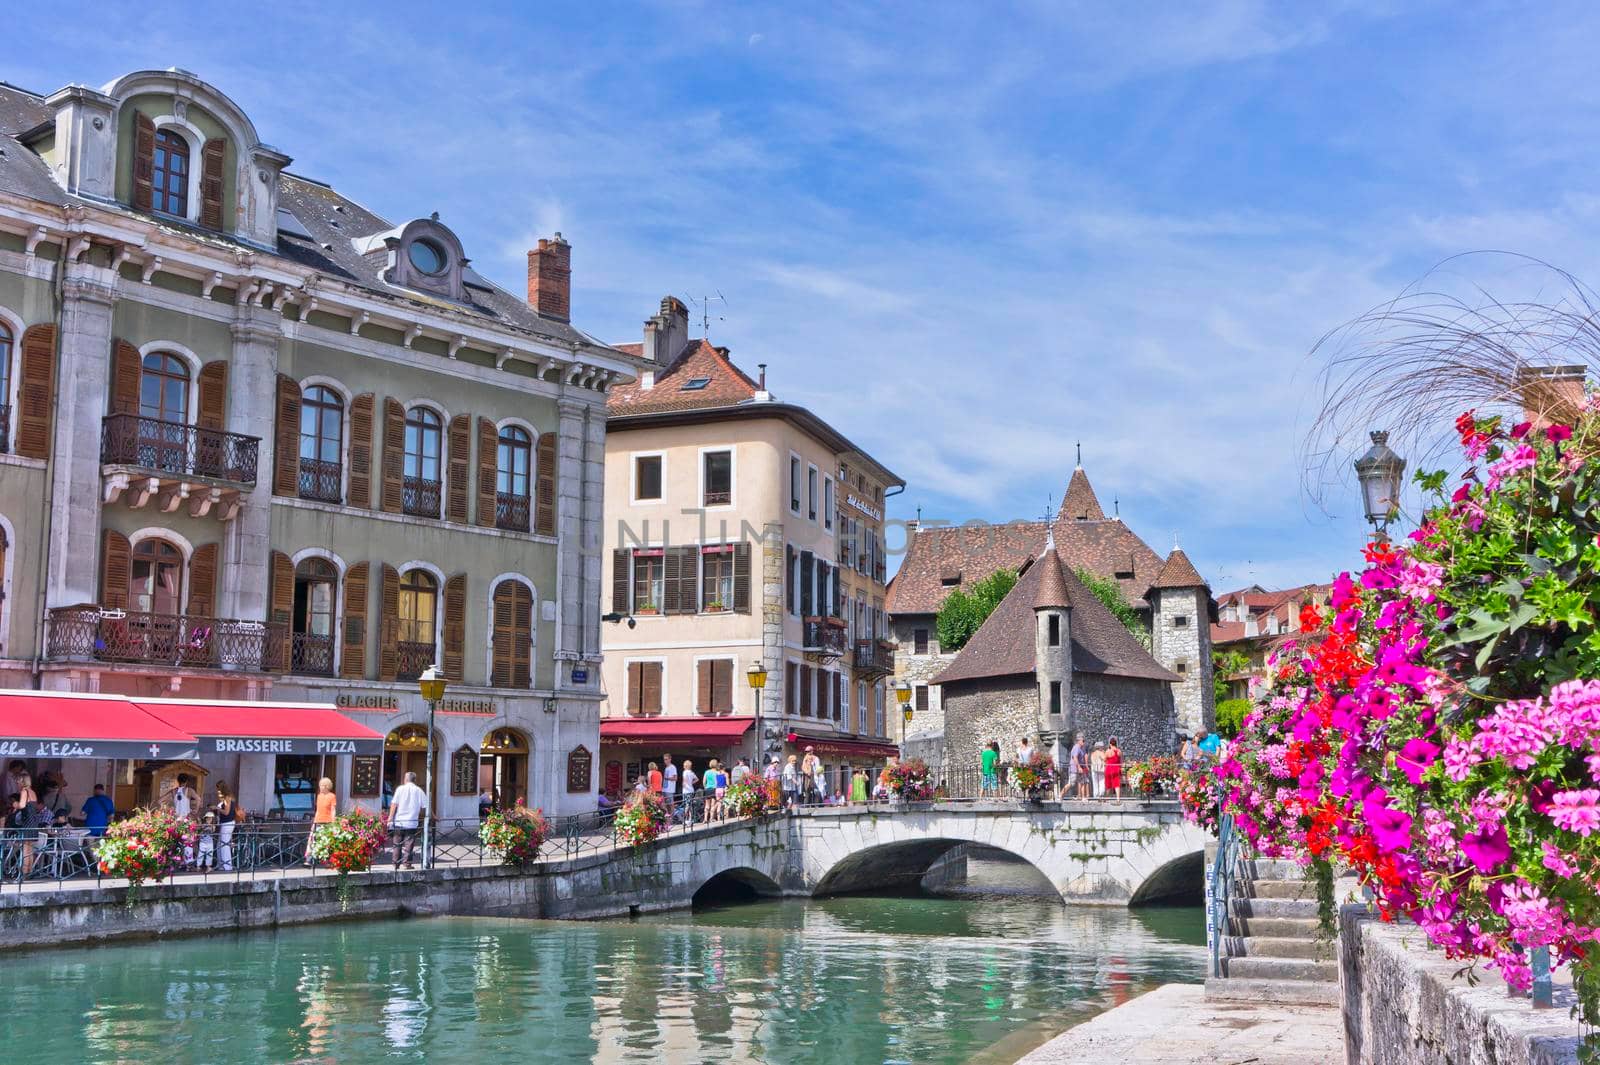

1207,810,1239,978
803,616,849,656
101,413,260,485
495,491,530,532
403,475,441,518
703,488,731,506
45,606,286,670
290,632,335,676
298,457,342,503
854,638,895,677
397,640,434,681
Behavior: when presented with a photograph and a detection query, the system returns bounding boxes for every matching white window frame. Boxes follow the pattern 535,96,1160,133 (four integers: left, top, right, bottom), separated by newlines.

807,463,819,522
149,116,207,226
396,560,447,666
289,548,347,675
624,655,669,714
692,653,738,714
788,452,802,515
297,374,354,505
630,450,666,505
137,340,202,428
698,445,735,510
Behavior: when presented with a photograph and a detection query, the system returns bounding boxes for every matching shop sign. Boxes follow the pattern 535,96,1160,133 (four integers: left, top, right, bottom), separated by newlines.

0,738,199,760
202,737,382,756
438,697,496,715
846,494,882,521
571,667,589,684
567,745,593,793
604,760,623,795
335,693,400,711
351,755,381,797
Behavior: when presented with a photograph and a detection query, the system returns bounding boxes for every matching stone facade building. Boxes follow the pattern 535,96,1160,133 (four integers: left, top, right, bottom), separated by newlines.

887,464,1215,764
934,537,1181,772
599,298,903,796
0,69,637,820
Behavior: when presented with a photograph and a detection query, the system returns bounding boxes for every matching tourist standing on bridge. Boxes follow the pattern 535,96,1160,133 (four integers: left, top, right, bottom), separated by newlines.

1104,738,1124,800
980,741,999,795
1064,735,1084,798
646,762,663,797
851,768,869,804
662,754,679,814
1090,742,1107,797
681,760,700,825
782,755,800,810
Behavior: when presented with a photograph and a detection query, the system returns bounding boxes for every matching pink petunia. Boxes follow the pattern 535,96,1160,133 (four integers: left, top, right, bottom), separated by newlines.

1548,789,1600,837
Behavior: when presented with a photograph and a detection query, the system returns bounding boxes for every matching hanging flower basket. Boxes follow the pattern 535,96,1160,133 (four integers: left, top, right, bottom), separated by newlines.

615,791,670,847
308,808,388,909
479,805,551,868
1009,751,1055,800
96,807,197,903
884,758,934,802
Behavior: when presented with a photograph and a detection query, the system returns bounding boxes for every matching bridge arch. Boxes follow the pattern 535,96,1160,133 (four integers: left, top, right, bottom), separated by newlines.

692,867,783,908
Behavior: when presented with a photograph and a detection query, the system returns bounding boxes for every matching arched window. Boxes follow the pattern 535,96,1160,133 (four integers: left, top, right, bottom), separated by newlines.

152,129,190,218
140,352,189,423
129,538,183,615
397,569,438,680
0,322,11,454
298,385,343,503
495,425,532,531
291,558,338,676
403,407,442,517
491,580,533,688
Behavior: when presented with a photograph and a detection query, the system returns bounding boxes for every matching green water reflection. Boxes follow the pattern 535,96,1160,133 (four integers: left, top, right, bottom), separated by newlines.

2,887,1203,1063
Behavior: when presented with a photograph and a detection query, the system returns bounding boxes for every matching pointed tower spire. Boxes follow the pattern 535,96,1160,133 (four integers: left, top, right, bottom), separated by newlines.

1058,466,1106,523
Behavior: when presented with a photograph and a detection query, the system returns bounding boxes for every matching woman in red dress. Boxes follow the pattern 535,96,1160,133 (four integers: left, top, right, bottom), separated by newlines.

1103,737,1123,800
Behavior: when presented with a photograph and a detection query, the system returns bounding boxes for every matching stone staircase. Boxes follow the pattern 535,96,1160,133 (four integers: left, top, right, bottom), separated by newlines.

1206,856,1341,1007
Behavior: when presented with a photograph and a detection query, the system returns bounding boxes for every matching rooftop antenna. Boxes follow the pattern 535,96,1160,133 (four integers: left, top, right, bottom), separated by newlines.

1172,530,1181,550
690,291,726,338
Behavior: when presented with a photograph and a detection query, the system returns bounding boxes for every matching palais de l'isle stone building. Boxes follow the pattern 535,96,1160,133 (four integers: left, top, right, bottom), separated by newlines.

886,464,1215,769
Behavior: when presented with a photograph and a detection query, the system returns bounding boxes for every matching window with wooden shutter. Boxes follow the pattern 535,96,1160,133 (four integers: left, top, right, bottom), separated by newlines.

100,530,132,609
785,661,797,715
732,542,751,613
785,545,795,614
199,137,226,230
712,659,733,714
664,545,697,615
110,339,141,416
380,398,404,513
612,548,630,613
475,416,497,526
662,548,682,615
442,573,467,682
697,659,712,713
346,394,373,509
131,111,155,213
913,628,929,655
272,374,301,497
633,661,662,714
16,324,56,460
491,580,532,688
342,562,369,679
187,543,218,617
197,361,227,430
915,685,929,714
800,551,814,616
379,562,400,681
535,431,558,536
269,550,294,671
446,414,470,523
800,664,812,716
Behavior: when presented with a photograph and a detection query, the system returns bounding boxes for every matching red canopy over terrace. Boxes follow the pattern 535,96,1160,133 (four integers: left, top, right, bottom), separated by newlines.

784,731,900,760
0,689,199,760
135,698,385,757
600,716,755,746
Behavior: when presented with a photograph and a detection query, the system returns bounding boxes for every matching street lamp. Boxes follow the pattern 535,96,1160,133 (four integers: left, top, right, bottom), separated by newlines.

747,662,768,763
417,664,447,870
1354,430,1406,541
895,680,913,731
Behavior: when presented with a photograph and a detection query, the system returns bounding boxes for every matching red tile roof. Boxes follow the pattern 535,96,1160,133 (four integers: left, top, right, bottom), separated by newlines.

1151,546,1207,589
1060,467,1106,522
606,337,761,415
1033,547,1074,610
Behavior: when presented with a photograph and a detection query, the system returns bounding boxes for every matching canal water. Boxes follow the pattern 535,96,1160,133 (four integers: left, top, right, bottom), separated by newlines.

1,857,1204,1063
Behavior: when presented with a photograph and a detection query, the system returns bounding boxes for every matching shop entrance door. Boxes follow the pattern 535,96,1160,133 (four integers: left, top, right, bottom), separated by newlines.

383,724,440,814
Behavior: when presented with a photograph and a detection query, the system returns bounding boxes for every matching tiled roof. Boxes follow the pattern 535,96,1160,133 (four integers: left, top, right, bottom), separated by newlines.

1151,546,1207,589
0,83,50,138
606,337,761,415
1059,466,1106,522
1210,620,1251,644
1033,546,1074,610
933,556,1177,686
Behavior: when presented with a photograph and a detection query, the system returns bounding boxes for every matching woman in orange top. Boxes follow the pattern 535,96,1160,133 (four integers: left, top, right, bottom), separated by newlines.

306,776,336,863
646,762,663,795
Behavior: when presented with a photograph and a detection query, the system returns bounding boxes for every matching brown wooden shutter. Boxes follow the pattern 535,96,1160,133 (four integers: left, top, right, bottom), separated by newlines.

800,664,812,716
612,548,631,613
132,112,155,213
662,548,683,614
535,431,558,536
196,361,227,430
916,685,929,713
697,659,712,713
491,581,532,688
627,662,643,714
342,562,369,679
675,546,699,614
380,398,404,513
110,339,142,416
442,573,467,682
837,674,846,723
642,662,662,714
713,660,732,714
475,416,497,527
100,530,132,609
199,137,226,230
347,393,374,509
16,324,56,459
269,550,294,670
785,545,795,614
447,414,471,523
378,563,400,681
187,543,219,618
785,661,797,714
272,375,301,497
733,542,751,613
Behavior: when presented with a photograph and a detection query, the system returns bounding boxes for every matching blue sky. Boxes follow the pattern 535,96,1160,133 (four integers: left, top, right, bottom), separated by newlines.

13,1,1600,590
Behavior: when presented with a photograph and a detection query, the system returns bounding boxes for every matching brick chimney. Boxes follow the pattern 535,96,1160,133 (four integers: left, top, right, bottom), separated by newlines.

1518,364,1587,429
642,296,689,364
526,234,571,322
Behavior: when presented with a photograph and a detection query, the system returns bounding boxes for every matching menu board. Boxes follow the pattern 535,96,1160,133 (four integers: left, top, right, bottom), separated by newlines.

566,745,593,793
451,746,478,796
350,755,381,798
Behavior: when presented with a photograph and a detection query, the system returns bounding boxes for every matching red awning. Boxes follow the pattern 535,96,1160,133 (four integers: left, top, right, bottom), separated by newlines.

600,716,755,746
786,731,900,760
136,698,385,757
0,689,199,760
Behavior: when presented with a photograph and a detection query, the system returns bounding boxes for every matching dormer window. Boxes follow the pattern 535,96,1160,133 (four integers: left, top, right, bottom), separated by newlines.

367,218,469,301
681,377,711,391
408,239,447,275
151,129,191,218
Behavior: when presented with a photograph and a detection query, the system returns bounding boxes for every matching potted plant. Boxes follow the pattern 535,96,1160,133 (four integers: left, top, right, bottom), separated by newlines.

307,808,389,909
634,599,661,616
704,599,727,613
96,807,198,903
615,790,670,847
480,805,551,867
884,758,934,805
1009,751,1055,803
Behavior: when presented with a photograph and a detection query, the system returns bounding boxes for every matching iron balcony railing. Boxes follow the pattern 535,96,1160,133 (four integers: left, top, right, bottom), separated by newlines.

403,475,441,518
46,606,286,671
854,638,896,677
397,640,434,681
290,632,335,676
100,413,260,485
803,616,850,656
495,491,530,532
298,457,342,503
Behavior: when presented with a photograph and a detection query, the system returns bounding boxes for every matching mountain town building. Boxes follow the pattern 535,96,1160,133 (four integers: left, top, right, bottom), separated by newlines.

1211,582,1331,700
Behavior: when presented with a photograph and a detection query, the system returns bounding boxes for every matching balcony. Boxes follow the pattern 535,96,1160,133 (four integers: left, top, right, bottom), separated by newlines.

854,638,896,679
100,414,259,521
298,458,342,504
803,616,849,660
397,640,434,682
403,475,441,518
291,632,335,676
46,607,285,671
496,491,530,532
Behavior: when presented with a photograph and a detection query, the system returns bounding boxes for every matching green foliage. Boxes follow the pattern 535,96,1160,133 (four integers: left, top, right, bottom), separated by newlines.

1074,567,1150,646
1213,648,1251,704
936,569,1019,652
1214,697,1250,738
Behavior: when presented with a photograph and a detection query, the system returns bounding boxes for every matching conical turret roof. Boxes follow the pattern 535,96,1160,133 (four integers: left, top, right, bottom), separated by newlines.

1152,546,1207,589
1059,466,1106,523
1033,546,1074,610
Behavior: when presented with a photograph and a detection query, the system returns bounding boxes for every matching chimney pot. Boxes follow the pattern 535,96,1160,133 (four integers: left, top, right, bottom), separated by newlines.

758,362,767,388
526,235,571,322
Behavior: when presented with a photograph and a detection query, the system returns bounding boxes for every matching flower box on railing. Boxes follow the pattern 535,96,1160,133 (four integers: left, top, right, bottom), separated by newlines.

803,617,850,655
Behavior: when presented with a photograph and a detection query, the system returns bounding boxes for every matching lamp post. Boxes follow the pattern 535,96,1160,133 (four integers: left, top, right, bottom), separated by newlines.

417,664,447,870
746,662,768,765
1354,430,1406,542
895,680,913,740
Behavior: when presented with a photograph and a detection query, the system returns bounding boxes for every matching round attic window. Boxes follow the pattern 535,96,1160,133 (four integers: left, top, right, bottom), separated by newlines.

408,239,446,275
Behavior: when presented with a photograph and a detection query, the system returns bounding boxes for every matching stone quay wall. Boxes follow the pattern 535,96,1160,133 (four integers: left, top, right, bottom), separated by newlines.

1340,904,1583,1065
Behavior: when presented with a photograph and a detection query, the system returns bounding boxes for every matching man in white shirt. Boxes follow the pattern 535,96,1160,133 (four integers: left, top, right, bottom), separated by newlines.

730,758,751,786
662,753,679,818
388,772,427,869
680,761,700,826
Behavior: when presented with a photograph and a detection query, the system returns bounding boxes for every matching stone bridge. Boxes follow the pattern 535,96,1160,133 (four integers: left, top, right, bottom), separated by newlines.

540,799,1210,919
